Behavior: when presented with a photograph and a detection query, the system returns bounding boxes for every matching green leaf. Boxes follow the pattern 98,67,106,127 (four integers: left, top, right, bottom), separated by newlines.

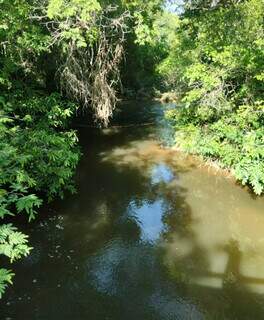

16,194,42,221
0,269,14,299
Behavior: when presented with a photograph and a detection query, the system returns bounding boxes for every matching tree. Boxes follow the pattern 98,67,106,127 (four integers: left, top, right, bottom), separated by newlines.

159,0,264,194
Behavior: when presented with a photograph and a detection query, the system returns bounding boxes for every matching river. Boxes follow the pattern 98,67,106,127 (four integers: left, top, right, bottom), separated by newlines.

1,101,264,319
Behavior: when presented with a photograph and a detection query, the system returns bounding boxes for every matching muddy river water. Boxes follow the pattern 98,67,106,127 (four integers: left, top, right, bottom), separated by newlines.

1,102,264,319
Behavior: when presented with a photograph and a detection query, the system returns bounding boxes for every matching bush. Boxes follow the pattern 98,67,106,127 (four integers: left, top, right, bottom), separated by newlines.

167,103,264,194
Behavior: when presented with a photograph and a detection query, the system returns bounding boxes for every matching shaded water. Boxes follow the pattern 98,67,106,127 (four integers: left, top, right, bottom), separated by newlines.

1,101,264,319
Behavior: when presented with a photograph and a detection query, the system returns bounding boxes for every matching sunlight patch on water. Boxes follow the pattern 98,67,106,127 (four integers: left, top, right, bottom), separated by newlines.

100,138,187,171
161,165,264,294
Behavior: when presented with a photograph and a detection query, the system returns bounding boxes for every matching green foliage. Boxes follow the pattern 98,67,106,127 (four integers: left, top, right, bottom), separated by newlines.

120,0,166,92
16,195,43,221
47,0,101,19
0,0,51,90
47,0,102,48
0,224,31,262
0,92,80,204
0,224,31,297
0,268,14,299
167,103,264,194
162,0,264,194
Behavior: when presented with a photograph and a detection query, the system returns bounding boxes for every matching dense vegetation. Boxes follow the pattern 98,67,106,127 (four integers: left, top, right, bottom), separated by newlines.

0,0,263,297
159,0,264,194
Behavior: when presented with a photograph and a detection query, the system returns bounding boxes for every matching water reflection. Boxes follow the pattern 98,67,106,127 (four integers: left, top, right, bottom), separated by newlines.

128,200,165,242
151,163,174,185
1,101,264,320
87,238,205,320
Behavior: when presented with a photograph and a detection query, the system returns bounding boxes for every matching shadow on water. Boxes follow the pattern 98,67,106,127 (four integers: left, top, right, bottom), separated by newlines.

1,101,264,320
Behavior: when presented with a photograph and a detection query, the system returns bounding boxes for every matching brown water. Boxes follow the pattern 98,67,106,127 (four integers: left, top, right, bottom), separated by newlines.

1,101,264,320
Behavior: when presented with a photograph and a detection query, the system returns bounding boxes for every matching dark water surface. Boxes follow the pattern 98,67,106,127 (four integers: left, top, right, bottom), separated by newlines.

1,102,264,320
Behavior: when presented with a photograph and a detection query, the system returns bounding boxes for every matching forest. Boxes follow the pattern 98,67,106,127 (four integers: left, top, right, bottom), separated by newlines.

0,0,263,307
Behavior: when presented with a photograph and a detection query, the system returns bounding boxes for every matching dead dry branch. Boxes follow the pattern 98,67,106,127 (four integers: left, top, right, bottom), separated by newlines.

32,4,130,126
